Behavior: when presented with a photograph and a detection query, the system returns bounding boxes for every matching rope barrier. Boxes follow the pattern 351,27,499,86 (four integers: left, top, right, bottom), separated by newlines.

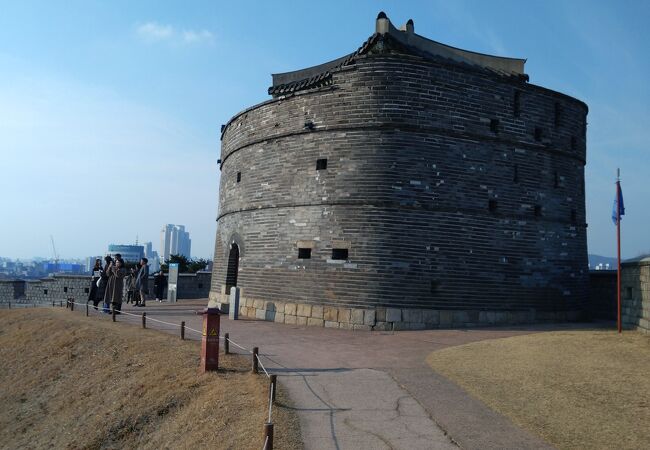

257,354,270,378
57,297,279,450
225,336,251,352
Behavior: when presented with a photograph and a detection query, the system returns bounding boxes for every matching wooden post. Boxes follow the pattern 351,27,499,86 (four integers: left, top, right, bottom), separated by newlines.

224,333,230,354
70,299,74,311
263,422,274,450
252,347,259,373
269,374,277,403
8,301,10,309
86,302,89,317
142,312,146,329
52,300,55,307
66,299,69,309
181,321,185,340
60,300,63,308
112,308,116,322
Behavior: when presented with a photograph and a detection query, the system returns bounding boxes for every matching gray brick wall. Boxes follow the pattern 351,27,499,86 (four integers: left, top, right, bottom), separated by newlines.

210,50,589,321
0,272,211,305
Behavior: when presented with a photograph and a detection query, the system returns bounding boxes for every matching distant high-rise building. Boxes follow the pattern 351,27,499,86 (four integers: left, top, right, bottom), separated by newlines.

143,241,160,272
160,225,191,261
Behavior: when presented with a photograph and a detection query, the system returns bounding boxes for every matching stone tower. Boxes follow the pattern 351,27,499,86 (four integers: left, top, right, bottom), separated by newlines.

209,12,588,329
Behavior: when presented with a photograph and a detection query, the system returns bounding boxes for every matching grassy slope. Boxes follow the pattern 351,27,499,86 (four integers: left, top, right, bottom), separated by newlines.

427,330,650,450
0,309,301,450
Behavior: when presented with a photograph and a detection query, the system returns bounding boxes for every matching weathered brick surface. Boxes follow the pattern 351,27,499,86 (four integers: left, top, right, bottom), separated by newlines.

0,272,211,305
621,260,650,334
210,41,589,323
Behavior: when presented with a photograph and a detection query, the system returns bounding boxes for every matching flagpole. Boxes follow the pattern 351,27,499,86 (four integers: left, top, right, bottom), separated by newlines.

616,168,622,333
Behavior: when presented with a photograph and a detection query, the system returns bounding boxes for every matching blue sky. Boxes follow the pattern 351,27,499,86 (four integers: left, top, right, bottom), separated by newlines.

0,0,648,260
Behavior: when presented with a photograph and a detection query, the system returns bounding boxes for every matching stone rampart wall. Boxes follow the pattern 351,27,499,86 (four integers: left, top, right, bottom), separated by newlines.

622,261,650,333
0,272,211,305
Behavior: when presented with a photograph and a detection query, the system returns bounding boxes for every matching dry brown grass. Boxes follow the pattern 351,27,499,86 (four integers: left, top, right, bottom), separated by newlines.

427,329,650,450
0,309,301,450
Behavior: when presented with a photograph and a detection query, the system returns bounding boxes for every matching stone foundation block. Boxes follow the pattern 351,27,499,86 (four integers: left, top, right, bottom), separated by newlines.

353,324,372,331
253,299,265,309
422,309,439,325
296,316,308,326
363,309,376,326
324,307,338,322
452,311,469,325
403,308,423,323
351,308,364,325
376,308,386,322
255,309,266,320
339,322,354,330
274,312,285,323
297,304,312,317
285,315,297,325
311,305,323,319
308,318,324,327
440,310,453,326
338,308,351,323
373,321,391,331
324,320,339,328
386,308,401,322
285,303,297,316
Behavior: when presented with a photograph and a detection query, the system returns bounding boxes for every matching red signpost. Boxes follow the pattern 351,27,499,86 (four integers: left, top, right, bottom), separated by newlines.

201,308,221,372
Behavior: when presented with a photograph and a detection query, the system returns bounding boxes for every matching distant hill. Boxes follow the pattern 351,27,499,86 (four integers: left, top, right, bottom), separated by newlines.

588,254,617,270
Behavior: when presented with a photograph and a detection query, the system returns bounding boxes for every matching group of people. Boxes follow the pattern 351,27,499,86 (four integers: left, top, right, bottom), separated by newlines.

87,254,168,313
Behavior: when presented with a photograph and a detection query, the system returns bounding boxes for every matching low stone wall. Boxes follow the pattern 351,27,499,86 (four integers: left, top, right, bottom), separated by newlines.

0,272,212,305
589,270,617,320
0,280,25,301
210,288,583,330
622,259,650,334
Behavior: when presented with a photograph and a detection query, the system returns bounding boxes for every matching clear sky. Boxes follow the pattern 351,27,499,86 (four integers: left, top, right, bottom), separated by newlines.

0,0,648,260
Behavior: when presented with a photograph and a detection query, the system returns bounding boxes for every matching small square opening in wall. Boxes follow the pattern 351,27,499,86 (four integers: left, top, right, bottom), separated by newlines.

84,287,89,294
298,248,312,259
198,283,203,289
625,287,633,299
534,127,543,141
534,205,542,217
488,199,498,212
490,118,499,134
331,248,348,260
513,164,519,183
236,172,241,183
316,158,328,171
43,289,48,295
63,286,68,293
430,280,439,293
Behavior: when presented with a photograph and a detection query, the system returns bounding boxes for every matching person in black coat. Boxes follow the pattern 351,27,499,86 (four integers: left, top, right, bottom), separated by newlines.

88,259,102,306
153,271,167,302
94,255,113,310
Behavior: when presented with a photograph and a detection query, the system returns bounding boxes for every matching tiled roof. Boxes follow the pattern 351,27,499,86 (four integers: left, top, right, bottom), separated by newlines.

268,14,528,98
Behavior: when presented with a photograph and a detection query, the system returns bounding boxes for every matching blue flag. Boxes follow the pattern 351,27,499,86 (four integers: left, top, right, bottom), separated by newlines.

612,183,625,225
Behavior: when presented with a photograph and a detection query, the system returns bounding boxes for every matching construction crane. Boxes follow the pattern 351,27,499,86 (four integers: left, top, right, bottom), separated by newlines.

50,235,59,264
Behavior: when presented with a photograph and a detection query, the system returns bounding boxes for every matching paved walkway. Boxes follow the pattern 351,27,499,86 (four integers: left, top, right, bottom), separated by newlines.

117,300,562,449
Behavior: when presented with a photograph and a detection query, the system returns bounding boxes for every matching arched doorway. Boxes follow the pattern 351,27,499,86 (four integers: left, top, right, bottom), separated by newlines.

225,243,239,294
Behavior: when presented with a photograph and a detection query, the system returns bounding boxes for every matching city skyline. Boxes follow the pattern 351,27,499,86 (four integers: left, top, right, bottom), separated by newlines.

1,1,649,260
